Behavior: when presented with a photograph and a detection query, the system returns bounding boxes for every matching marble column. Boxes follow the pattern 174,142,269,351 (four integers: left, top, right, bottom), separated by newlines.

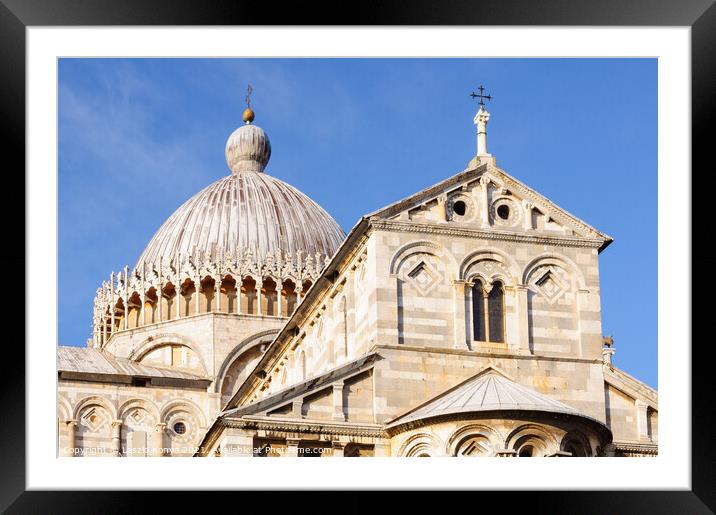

294,283,303,313
152,423,167,457
176,287,182,319
110,272,116,333
111,420,123,457
194,279,201,315
479,176,490,228
215,277,222,312
158,258,163,322
63,420,78,457
140,293,146,326
256,279,263,316
123,266,130,329
276,280,283,317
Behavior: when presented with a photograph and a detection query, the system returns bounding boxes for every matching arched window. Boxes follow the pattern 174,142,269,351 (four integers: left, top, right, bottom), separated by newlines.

488,281,505,343
472,280,505,343
472,281,486,341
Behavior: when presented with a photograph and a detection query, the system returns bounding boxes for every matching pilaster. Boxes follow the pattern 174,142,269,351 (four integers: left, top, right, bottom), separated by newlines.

332,382,346,422
452,280,469,349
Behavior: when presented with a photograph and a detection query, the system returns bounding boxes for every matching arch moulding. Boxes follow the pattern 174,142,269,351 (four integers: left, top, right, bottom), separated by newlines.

118,398,161,423
128,333,208,374
522,253,587,290
459,247,521,283
389,240,458,278
446,423,504,456
160,398,207,427
72,395,117,421
214,329,280,393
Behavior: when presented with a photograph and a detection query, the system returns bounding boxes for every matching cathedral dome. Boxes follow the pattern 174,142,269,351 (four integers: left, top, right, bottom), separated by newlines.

136,117,345,267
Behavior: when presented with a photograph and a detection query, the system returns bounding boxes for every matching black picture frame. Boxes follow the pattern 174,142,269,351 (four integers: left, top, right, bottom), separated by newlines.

1,0,709,511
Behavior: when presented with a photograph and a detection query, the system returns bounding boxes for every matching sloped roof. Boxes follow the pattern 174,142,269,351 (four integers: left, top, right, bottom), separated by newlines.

223,352,379,417
57,346,210,382
386,368,598,428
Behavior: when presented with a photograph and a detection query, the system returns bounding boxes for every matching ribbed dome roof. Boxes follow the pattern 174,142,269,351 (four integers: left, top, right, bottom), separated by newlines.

135,118,345,267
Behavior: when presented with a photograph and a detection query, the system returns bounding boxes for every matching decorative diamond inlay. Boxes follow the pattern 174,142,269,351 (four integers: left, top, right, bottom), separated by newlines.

407,261,440,296
129,408,146,425
81,407,107,432
533,268,567,304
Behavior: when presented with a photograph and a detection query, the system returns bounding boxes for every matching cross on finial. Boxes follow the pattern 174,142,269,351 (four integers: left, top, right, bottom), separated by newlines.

470,85,492,106
245,84,253,108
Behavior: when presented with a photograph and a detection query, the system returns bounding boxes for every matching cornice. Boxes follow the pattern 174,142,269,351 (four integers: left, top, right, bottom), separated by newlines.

612,441,659,454
224,416,387,438
374,344,602,365
371,219,605,249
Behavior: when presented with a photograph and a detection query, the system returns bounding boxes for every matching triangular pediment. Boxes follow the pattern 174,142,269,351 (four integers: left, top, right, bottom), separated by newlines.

368,160,612,250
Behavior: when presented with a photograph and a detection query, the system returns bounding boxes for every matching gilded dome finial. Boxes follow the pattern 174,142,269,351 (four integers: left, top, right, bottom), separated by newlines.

242,84,255,124
226,84,270,173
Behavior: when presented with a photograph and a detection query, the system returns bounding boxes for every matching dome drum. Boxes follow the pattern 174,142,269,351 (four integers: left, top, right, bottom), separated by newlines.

92,249,327,348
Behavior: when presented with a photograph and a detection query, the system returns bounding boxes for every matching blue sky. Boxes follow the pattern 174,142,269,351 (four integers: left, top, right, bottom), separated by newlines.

58,58,657,387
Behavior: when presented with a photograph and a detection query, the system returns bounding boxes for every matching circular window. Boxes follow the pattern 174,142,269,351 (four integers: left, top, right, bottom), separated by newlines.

448,196,474,221
491,197,520,226
453,200,467,216
173,421,186,435
497,204,510,220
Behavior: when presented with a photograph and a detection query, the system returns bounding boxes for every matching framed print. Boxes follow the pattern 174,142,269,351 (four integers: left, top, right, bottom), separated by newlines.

2,0,711,511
